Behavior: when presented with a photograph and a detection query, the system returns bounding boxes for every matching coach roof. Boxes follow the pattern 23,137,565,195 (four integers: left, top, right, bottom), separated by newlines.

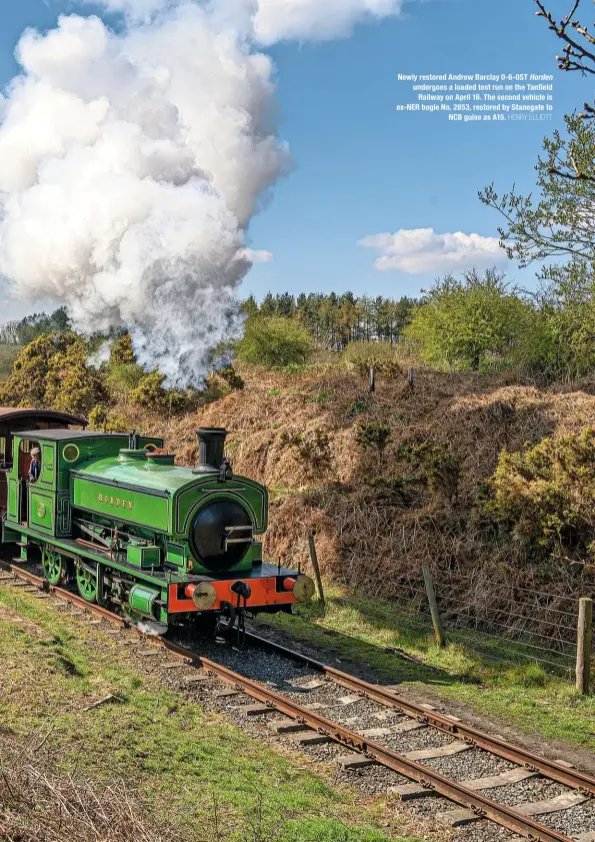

0,408,86,427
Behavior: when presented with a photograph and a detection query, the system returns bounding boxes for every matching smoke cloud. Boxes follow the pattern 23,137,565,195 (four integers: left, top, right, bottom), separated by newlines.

0,0,406,385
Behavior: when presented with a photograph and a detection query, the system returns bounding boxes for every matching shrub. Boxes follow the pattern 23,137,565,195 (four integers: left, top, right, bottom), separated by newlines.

407,440,461,503
0,334,59,407
279,428,332,473
342,341,403,379
366,476,413,506
105,415,129,433
89,405,129,433
88,405,109,431
0,332,104,415
237,316,313,369
348,395,369,417
110,334,136,365
105,363,146,400
204,366,244,396
536,261,595,379
480,428,595,556
206,339,237,370
130,371,188,413
0,344,21,381
404,268,542,372
394,438,461,503
218,366,244,391
354,421,392,461
130,371,168,408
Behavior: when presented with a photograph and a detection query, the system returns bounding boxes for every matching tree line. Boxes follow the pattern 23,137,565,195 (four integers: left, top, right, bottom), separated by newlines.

0,296,416,356
0,307,71,346
5,267,595,380
242,292,416,350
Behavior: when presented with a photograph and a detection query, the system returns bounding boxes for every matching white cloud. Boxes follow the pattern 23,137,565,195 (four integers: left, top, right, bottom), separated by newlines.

252,0,404,45
90,0,405,43
360,228,507,275
91,0,176,20
238,247,273,263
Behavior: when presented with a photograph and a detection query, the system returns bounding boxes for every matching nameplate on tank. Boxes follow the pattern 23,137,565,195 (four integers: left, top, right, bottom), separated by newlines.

98,492,133,510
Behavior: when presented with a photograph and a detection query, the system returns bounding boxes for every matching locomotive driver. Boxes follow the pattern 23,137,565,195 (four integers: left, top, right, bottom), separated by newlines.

29,447,41,483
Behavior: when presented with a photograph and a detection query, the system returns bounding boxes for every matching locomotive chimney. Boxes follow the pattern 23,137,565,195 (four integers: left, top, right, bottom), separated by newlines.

195,428,227,474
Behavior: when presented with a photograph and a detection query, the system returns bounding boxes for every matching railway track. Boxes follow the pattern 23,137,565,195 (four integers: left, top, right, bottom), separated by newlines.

1,560,594,842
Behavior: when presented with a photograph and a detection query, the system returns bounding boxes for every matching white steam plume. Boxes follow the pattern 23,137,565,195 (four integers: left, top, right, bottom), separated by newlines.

0,0,407,385
0,5,288,385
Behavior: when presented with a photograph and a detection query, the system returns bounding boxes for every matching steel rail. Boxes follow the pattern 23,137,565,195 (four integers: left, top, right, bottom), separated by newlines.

0,562,126,627
163,639,577,842
243,630,595,797
0,563,587,842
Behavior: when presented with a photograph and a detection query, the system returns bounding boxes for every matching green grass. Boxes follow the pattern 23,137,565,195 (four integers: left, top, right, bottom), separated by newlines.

256,588,595,751
0,586,420,842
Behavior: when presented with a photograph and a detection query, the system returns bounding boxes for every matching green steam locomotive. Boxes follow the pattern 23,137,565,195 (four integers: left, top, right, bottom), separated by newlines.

0,423,314,629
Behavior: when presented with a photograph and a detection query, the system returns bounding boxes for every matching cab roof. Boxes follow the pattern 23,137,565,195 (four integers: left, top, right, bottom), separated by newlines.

17,430,126,442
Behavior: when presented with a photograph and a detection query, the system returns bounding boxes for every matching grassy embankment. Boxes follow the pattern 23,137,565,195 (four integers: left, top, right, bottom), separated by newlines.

0,584,423,842
256,587,595,752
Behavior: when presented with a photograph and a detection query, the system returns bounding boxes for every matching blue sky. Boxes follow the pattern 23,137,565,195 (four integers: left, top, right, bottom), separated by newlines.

247,0,592,300
0,0,591,319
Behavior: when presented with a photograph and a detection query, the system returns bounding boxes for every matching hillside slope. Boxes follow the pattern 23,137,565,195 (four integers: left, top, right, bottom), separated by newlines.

109,364,595,608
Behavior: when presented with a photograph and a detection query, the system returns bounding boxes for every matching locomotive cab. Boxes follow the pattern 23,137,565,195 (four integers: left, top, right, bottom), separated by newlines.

0,407,86,520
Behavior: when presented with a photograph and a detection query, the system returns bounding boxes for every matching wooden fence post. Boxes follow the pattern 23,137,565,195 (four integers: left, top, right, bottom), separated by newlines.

576,597,593,695
308,533,326,606
422,563,446,648
369,366,376,393
408,367,415,393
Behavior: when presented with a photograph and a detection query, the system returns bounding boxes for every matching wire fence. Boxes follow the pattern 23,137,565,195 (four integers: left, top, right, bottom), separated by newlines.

388,565,595,679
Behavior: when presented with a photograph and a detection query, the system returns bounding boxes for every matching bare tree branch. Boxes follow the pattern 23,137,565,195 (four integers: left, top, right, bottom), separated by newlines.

535,0,595,93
